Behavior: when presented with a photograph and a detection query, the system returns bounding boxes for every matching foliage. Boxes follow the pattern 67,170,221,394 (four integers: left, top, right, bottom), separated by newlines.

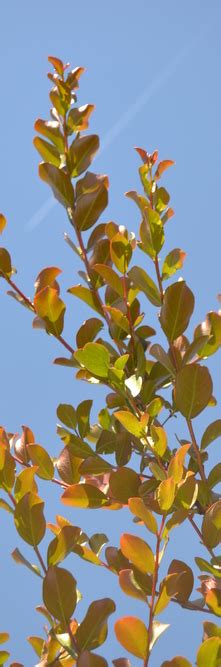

0,55,221,665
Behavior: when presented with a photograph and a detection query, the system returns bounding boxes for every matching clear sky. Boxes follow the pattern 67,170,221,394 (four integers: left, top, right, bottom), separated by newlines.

0,1,221,665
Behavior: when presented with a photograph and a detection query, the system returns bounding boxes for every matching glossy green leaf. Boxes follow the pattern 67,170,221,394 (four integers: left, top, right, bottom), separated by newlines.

114,616,148,659
160,281,194,341
43,566,77,622
27,444,54,480
128,266,161,306
14,492,46,546
174,365,213,418
39,162,74,208
61,483,108,508
120,533,155,574
75,343,110,378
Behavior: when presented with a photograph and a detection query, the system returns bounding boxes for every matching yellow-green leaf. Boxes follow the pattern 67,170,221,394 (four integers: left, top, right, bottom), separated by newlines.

157,477,176,511
14,492,46,546
75,598,116,652
160,281,194,341
69,135,99,177
27,444,54,480
197,637,221,667
128,497,158,534
75,342,110,378
61,483,108,509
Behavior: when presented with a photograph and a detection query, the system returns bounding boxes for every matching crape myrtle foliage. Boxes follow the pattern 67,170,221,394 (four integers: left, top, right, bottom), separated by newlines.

0,56,221,667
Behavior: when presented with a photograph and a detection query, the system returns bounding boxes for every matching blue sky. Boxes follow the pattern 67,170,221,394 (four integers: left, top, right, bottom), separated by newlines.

0,1,221,664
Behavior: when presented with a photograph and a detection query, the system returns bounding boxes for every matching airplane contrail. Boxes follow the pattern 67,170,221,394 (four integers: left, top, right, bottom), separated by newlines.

26,19,210,231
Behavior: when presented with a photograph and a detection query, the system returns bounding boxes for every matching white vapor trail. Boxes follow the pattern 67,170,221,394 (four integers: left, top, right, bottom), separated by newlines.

26,20,209,231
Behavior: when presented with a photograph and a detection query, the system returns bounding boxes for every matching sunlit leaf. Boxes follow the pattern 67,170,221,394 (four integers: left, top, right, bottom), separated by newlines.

14,493,46,546
120,533,155,574
27,444,54,480
75,598,116,651
61,484,109,508
160,282,194,341
75,343,110,378
39,163,74,208
114,616,148,659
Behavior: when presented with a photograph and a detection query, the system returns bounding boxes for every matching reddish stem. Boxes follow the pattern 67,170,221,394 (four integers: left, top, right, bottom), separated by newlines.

144,516,165,666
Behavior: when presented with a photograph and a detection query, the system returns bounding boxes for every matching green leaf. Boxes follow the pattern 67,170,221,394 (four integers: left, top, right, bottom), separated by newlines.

195,557,221,579
157,477,176,511
93,264,123,297
68,285,104,316
128,497,158,534
104,306,130,334
61,483,109,508
109,468,140,503
75,399,92,439
203,621,221,639
11,547,42,578
75,343,110,378
14,492,46,546
57,404,77,430
27,444,54,480
160,281,194,341
33,136,61,167
75,598,116,652
43,565,77,623
201,420,221,450
120,533,155,574
69,135,99,177
110,233,132,274
162,249,186,280
114,410,148,438
114,616,148,659
174,365,213,418
205,588,221,616
0,451,15,491
128,266,161,306
47,525,82,565
197,637,221,667
74,172,109,231
39,162,74,208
